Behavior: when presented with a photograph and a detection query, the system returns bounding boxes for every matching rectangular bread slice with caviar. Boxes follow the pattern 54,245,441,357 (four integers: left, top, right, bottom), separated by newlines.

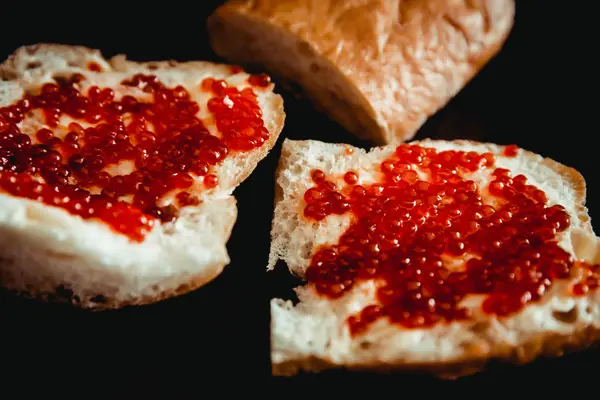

0,44,284,309
208,0,515,145
268,138,600,378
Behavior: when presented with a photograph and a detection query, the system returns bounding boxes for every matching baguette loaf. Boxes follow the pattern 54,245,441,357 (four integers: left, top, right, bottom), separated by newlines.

269,138,600,378
0,44,285,309
208,0,515,145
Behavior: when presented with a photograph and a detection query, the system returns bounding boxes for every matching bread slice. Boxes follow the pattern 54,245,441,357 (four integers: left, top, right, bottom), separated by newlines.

0,44,285,309
269,138,600,378
207,0,515,145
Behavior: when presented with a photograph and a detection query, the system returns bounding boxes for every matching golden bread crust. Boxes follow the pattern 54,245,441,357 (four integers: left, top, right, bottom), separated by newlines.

209,0,515,144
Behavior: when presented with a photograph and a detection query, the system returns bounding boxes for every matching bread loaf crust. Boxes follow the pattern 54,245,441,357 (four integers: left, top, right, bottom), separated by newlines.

208,0,515,145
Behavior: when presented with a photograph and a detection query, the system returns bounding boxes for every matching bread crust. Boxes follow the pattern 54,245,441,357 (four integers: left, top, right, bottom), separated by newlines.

208,0,515,145
2,262,231,310
0,44,285,309
269,138,600,379
272,324,600,379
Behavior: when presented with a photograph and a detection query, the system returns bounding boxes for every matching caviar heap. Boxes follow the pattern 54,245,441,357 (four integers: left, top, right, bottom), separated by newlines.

302,144,599,335
0,71,270,241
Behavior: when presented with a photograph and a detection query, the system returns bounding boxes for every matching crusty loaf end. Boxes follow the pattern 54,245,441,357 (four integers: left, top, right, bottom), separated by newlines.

209,0,515,145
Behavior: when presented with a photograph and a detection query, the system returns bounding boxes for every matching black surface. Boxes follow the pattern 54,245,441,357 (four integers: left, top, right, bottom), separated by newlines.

0,0,597,393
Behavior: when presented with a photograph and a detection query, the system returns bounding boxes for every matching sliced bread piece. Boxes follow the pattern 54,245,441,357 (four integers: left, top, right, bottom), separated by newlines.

0,44,285,309
269,138,600,378
208,0,515,145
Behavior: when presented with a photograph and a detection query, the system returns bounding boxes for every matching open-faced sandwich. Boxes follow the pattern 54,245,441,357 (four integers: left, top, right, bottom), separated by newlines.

0,44,285,309
269,138,600,378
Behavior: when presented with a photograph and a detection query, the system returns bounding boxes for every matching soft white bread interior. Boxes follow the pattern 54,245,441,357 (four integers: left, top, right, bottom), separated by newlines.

208,0,515,145
0,44,285,309
269,138,600,378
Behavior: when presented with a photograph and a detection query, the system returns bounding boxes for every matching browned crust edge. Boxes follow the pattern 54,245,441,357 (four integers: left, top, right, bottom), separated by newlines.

272,325,600,379
403,16,516,143
381,2,517,145
1,264,229,311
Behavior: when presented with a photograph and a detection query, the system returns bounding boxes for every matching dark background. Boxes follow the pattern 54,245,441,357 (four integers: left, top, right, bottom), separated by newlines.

0,0,596,393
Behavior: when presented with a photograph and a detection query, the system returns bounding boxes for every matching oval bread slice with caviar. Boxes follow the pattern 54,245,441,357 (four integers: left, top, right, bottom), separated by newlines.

0,44,285,309
269,138,600,378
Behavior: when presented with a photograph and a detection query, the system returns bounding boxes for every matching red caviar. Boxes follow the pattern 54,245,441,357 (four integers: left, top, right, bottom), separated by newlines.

204,174,219,188
202,77,269,151
248,73,272,88
87,62,102,72
302,144,598,335
503,144,519,157
572,264,600,295
344,171,359,185
0,72,267,241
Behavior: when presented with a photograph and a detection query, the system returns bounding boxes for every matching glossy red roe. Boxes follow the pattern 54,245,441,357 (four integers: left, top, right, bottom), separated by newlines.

572,264,600,295
248,73,272,88
503,144,519,157
88,62,102,72
202,77,269,151
204,174,219,188
0,73,267,241
302,144,599,335
344,171,359,185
